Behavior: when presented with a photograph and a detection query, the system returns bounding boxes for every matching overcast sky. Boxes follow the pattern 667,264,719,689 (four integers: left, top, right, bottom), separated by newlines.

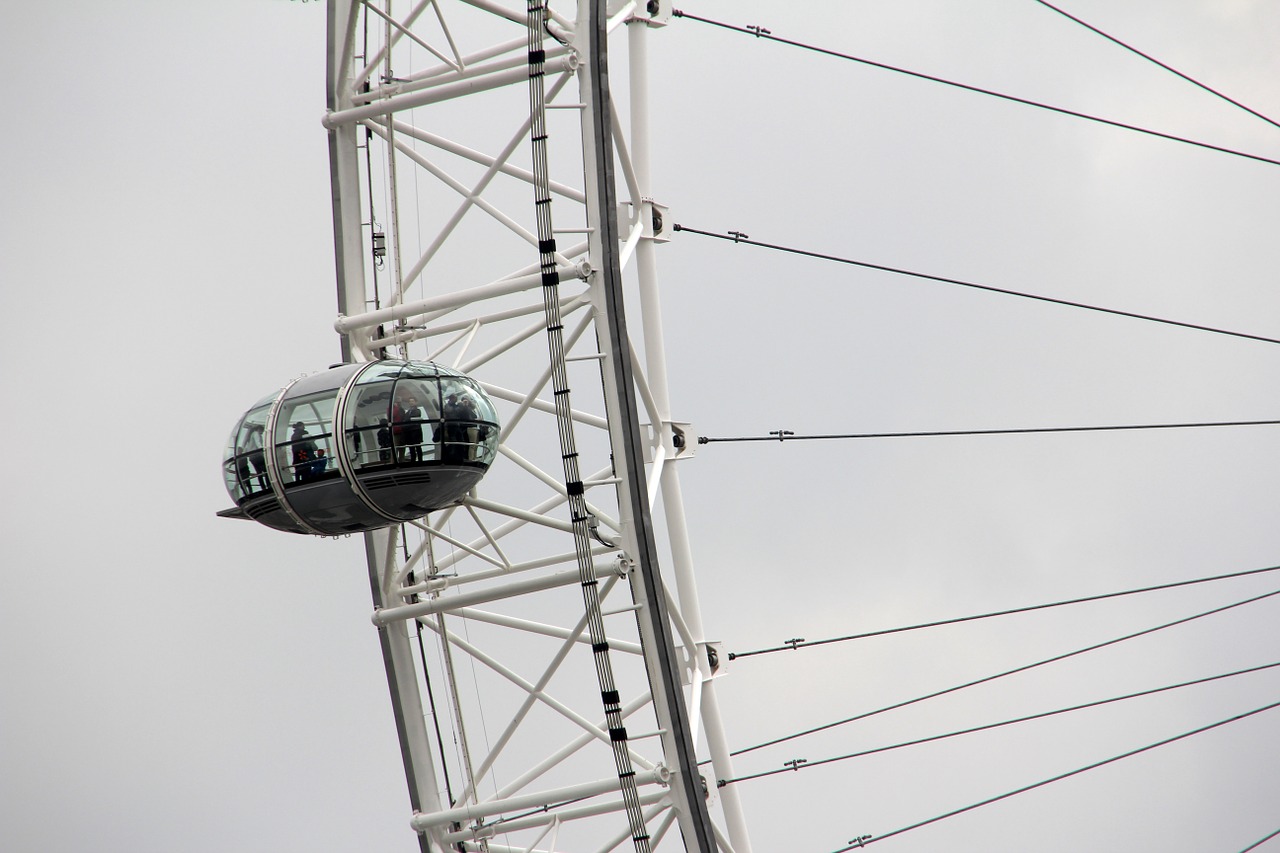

3,2,1280,852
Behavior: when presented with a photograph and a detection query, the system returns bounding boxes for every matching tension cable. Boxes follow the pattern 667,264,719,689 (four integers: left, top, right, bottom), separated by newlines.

1031,0,1280,132
728,563,1280,661
830,697,1280,849
674,224,1280,347
729,585,1280,757
671,10,1280,168
701,420,1280,448
720,659,1280,787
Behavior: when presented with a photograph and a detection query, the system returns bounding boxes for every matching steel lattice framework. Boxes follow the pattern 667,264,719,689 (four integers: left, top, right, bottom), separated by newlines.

322,1,751,850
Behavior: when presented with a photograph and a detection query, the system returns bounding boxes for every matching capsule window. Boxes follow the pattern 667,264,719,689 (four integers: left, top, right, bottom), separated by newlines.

235,405,272,496
391,378,441,464
347,380,394,469
345,360,404,470
276,392,338,485
223,395,276,501
439,377,499,464
222,426,243,502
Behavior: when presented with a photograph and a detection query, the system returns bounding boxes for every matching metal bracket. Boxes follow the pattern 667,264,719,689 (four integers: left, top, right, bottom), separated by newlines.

618,0,672,27
640,421,696,462
618,199,671,242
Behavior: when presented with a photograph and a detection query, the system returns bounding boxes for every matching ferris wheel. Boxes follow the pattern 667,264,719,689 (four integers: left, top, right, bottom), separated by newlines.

223,1,746,850
219,2,1280,850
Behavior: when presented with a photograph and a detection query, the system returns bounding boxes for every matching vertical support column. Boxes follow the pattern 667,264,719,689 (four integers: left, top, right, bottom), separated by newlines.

577,0,719,848
327,3,443,850
328,0,369,364
365,530,447,852
627,17,754,853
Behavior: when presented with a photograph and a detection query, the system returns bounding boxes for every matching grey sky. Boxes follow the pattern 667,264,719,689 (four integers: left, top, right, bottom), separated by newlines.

3,1,1279,851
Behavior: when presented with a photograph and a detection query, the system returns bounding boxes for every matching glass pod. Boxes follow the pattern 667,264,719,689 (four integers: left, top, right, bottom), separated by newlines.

220,360,500,535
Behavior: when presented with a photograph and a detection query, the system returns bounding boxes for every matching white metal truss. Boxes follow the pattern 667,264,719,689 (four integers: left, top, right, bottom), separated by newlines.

323,1,752,850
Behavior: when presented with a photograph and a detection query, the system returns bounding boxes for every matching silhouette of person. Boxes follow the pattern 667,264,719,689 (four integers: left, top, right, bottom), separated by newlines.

245,423,268,491
377,417,393,463
393,390,424,462
291,421,323,481
441,392,470,463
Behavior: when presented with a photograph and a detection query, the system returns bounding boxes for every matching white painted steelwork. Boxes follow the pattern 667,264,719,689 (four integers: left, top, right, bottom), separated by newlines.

322,1,751,850
410,767,670,832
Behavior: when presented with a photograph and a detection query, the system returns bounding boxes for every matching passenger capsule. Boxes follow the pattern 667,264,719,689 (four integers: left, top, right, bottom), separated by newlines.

218,360,500,535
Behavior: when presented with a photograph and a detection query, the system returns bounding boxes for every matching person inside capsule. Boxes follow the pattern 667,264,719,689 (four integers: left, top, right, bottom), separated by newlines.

392,388,424,463
237,423,268,493
441,392,468,463
290,421,326,481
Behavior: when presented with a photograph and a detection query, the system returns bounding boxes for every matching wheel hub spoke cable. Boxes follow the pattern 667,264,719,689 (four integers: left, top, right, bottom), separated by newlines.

729,585,1280,758
671,10,1280,168
728,563,1280,661
675,224,1280,348
1031,0,1280,132
721,659,1280,787
826,697,1280,850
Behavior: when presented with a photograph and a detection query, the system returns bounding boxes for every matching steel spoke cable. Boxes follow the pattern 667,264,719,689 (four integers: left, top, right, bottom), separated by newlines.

660,8,1280,849
674,224,1280,347
1031,0,1280,132
1241,826,1280,853
489,793,594,829
727,586,1280,759
671,10,1280,168
720,659,1280,787
728,563,1280,660
826,697,1280,850
701,420,1280,448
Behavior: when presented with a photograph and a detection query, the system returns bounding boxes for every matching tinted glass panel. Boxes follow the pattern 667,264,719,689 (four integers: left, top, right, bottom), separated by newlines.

223,420,245,502
437,378,499,464
231,404,272,498
276,391,338,486
399,362,441,380
353,360,406,386
346,379,396,470
223,389,281,505
390,378,437,463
